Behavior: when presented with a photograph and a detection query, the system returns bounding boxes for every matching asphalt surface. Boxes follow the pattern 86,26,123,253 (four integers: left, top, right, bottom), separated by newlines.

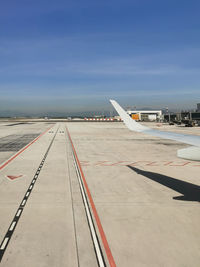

0,121,199,267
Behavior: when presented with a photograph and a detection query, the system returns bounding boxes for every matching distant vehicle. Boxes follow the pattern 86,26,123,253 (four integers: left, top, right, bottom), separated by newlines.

110,100,200,161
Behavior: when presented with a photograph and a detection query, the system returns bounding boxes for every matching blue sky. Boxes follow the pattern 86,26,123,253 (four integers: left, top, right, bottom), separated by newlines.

0,0,200,115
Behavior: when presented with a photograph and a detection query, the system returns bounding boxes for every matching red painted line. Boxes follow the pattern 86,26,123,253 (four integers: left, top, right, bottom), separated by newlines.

145,161,159,166
0,125,53,171
6,175,23,180
163,161,173,166
94,161,111,166
66,127,116,267
169,161,191,166
113,161,131,166
192,164,200,167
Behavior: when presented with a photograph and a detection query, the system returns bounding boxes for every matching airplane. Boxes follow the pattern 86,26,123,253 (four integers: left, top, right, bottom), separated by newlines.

110,100,200,161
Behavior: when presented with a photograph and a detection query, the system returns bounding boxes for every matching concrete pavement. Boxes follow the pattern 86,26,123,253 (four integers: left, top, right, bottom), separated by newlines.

0,121,199,266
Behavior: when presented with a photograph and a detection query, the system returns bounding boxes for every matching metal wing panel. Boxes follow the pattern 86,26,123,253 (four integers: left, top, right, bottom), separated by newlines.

144,129,200,147
110,99,148,132
110,99,200,147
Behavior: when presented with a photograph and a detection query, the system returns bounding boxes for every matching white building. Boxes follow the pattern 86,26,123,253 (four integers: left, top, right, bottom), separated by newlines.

126,110,162,121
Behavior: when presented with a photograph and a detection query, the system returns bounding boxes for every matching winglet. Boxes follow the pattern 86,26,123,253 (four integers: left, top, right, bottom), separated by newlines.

110,99,148,132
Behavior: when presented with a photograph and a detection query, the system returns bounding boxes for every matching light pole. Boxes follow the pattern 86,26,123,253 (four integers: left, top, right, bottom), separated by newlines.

166,106,171,123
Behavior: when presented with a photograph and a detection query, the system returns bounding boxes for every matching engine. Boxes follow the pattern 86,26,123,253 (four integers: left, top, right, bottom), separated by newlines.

177,146,200,161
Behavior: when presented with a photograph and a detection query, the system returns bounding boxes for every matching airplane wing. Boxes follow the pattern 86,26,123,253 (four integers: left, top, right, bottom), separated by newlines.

110,99,200,160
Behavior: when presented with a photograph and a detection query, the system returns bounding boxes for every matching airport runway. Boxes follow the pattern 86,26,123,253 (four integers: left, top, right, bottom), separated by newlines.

0,121,199,266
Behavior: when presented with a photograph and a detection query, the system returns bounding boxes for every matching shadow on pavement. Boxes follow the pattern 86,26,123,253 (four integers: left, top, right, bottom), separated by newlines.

127,165,200,202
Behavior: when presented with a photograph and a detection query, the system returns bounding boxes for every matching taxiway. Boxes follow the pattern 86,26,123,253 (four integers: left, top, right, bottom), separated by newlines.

0,121,199,266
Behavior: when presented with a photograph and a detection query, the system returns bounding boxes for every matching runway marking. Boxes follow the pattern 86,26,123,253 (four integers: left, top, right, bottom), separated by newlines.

168,161,191,166
21,199,26,206
16,209,22,217
0,238,9,250
6,175,23,180
80,160,200,167
9,222,16,231
0,126,58,262
66,128,116,267
0,125,54,172
73,158,105,267
66,142,80,266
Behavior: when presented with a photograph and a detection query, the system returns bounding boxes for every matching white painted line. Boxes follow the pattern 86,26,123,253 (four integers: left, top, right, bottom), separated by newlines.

9,221,16,231
29,185,33,190
16,209,22,217
0,237,9,250
32,179,36,184
73,153,105,267
22,200,26,206
26,192,30,197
